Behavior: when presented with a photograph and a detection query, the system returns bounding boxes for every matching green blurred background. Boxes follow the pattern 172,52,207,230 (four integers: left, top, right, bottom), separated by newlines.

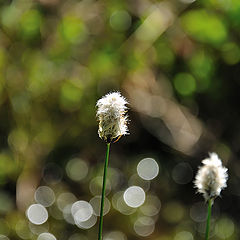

0,0,239,239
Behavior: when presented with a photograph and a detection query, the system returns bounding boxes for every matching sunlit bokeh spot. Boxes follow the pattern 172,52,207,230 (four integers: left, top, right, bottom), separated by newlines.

137,158,159,180
89,176,111,196
20,9,41,39
109,10,131,32
71,201,93,222
66,158,88,182
9,122,27,145
188,50,213,92
174,231,193,240
27,204,48,225
89,196,111,216
162,201,185,223
123,186,145,208
15,220,33,239
37,232,56,240
140,194,161,217
134,217,155,237
112,191,136,215
57,192,77,211
0,235,9,240
34,186,55,207
60,16,88,44
63,204,75,224
28,222,49,235
1,5,21,31
75,214,97,229
181,10,227,45
215,217,234,239
172,162,193,184
174,73,196,96
104,231,127,240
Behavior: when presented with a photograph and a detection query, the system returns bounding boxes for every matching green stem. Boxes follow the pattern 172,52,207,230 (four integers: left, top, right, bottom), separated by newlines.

98,143,111,240
205,198,213,240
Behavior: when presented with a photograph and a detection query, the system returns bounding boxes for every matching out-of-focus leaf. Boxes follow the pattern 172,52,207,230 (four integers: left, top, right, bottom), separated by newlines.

20,9,42,40
181,10,227,45
173,73,196,96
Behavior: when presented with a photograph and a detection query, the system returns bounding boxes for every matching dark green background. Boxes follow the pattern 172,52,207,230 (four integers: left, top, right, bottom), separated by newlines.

0,0,239,239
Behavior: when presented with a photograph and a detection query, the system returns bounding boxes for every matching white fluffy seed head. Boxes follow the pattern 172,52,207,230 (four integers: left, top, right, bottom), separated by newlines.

194,152,228,201
96,92,129,143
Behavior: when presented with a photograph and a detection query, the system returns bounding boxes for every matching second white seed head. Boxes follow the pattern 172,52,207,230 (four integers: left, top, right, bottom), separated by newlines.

96,92,128,143
194,152,228,201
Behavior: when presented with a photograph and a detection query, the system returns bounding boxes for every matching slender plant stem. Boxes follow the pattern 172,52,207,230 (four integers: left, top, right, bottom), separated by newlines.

205,198,213,240
98,143,111,240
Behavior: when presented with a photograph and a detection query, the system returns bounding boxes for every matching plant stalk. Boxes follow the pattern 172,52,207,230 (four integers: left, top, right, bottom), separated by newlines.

205,198,213,240
98,143,111,240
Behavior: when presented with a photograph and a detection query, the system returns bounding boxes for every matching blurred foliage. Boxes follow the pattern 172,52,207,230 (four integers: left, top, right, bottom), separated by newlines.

0,0,239,239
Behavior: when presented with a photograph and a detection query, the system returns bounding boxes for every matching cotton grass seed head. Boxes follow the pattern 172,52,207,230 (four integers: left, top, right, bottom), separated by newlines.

96,92,129,143
194,152,228,201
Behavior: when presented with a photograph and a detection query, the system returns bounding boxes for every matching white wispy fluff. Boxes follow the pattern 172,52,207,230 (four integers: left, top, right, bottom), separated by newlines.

194,152,228,201
96,92,128,143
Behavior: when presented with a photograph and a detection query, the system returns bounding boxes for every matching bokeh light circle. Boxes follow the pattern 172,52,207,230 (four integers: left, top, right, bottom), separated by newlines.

89,176,111,196
57,192,77,211
89,196,111,216
137,158,159,180
174,231,193,240
134,217,155,237
109,10,131,32
15,220,32,239
26,204,48,225
63,204,75,225
215,217,235,239
37,233,56,240
104,231,127,240
71,201,93,222
140,194,161,216
112,191,136,215
123,186,145,208
75,214,97,229
34,186,55,207
28,222,49,235
66,158,88,182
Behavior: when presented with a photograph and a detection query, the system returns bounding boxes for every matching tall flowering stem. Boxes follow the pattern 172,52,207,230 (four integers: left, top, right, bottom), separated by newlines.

98,143,110,240
96,92,129,240
194,153,228,240
205,199,212,240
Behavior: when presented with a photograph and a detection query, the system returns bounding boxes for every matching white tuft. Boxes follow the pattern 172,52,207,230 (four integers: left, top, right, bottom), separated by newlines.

194,152,228,201
96,92,129,143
